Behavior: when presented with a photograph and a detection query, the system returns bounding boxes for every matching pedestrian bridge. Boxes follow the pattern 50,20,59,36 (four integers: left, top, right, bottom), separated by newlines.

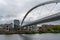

22,13,60,27
21,0,60,27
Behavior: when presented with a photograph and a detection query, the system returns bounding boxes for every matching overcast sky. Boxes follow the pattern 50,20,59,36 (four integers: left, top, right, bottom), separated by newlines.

0,0,60,25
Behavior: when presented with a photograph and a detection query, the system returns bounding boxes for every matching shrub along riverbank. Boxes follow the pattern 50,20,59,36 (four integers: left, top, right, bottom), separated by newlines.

17,25,60,34
0,25,60,34
39,25,60,33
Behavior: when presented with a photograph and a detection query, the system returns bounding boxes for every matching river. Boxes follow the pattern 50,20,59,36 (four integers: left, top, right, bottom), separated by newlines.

0,33,60,40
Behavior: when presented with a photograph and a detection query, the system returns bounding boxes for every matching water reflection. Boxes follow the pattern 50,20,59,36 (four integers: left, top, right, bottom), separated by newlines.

19,34,32,40
0,34,60,40
19,34,60,40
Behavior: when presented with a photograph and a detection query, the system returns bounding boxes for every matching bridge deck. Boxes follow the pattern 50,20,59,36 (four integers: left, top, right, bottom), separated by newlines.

22,13,60,27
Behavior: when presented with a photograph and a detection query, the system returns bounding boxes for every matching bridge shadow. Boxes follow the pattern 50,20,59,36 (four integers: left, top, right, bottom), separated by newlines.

19,34,32,40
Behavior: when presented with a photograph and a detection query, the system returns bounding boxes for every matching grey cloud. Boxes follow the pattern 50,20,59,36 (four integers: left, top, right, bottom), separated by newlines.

54,0,60,2
0,0,60,24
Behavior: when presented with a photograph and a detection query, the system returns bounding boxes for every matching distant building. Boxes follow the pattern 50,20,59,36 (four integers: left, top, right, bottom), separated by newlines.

3,23,13,31
38,24,54,32
32,25,37,29
0,24,4,30
22,25,37,31
14,19,20,31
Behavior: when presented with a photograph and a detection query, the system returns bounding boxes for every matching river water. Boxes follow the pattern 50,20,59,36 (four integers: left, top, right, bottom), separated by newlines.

0,33,60,40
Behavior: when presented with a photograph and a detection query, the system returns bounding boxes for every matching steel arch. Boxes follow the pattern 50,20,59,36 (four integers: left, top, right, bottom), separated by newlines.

21,1,59,26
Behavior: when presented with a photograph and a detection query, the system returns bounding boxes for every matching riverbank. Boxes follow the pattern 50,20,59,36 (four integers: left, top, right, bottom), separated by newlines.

0,25,60,34
0,31,60,34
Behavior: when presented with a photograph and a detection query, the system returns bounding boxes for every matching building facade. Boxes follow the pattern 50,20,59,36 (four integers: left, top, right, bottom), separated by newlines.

14,19,20,31
3,23,13,31
38,24,54,32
